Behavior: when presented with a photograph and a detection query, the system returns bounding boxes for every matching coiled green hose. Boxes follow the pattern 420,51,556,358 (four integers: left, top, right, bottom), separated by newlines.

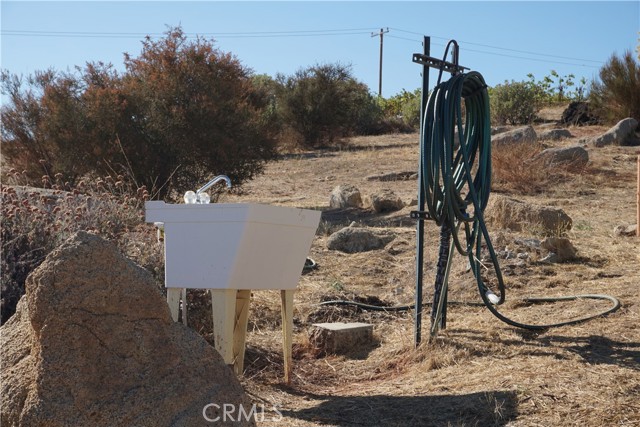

318,65,620,338
420,69,620,336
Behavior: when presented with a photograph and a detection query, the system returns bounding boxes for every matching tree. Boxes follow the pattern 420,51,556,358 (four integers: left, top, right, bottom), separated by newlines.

1,27,278,198
1,70,90,183
590,50,640,124
275,63,380,147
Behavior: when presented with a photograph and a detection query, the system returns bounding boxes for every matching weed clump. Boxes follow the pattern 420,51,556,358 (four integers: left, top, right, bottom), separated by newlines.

491,142,584,194
1,170,161,323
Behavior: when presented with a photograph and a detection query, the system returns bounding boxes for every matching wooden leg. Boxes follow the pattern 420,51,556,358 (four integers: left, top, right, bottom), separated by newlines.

166,288,182,322
181,288,188,326
211,289,237,365
281,289,294,384
232,290,251,376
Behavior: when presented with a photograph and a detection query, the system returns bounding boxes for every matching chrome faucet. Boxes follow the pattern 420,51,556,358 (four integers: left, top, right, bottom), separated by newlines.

184,175,232,204
197,175,232,195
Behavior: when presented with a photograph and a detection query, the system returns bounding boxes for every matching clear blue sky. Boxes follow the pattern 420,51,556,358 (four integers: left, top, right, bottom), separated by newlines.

1,1,638,98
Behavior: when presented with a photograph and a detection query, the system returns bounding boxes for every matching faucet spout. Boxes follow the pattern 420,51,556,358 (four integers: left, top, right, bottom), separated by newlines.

197,175,232,194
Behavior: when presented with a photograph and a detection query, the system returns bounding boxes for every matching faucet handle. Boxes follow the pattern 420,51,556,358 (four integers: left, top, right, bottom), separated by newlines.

183,190,211,204
184,190,197,204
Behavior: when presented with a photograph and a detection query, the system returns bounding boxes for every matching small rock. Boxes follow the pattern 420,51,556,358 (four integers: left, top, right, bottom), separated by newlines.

514,238,541,249
492,126,537,145
367,189,405,213
498,250,516,260
613,224,638,237
590,118,639,147
540,253,560,263
537,128,573,141
386,239,411,255
512,259,527,267
327,227,396,253
541,237,578,261
329,184,363,209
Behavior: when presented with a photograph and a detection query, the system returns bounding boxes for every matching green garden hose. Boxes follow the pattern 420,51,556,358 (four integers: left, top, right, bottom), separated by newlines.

419,68,620,337
319,67,620,337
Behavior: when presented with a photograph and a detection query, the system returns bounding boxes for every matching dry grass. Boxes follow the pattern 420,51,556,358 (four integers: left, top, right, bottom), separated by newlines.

491,141,591,195
221,125,640,426
3,122,638,426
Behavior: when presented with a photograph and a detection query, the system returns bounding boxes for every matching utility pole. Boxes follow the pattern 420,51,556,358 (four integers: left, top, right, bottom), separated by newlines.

371,27,389,97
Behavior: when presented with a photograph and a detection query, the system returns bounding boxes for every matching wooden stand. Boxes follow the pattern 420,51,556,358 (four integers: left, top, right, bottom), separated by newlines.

280,289,294,384
168,289,294,383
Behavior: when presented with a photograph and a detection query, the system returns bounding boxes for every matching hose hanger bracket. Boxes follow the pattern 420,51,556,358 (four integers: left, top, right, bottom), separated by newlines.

410,210,432,221
411,53,469,75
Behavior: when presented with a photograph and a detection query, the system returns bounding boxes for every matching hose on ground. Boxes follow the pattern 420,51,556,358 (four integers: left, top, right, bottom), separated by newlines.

317,294,620,329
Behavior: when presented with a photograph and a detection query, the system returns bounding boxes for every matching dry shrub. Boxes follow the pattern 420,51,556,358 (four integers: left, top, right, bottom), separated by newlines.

590,49,640,124
1,170,162,323
491,142,582,194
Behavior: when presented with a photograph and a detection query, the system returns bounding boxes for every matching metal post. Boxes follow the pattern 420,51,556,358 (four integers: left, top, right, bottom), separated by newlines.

415,36,430,347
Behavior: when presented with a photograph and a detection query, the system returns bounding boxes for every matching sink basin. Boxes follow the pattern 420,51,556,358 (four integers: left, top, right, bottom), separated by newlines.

145,201,321,290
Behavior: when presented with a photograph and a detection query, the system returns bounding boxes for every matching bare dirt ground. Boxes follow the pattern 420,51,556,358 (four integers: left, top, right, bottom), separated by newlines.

223,122,640,426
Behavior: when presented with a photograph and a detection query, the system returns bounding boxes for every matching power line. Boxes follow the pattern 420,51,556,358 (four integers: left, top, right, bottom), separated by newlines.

388,34,446,46
389,27,604,64
387,34,601,69
3,26,606,66
1,28,379,39
3,26,604,69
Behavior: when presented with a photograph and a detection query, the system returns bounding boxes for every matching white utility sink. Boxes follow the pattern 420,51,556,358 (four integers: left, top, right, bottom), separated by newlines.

145,201,321,290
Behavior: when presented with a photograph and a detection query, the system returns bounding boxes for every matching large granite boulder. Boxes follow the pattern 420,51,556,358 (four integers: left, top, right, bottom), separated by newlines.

537,128,572,141
1,231,254,427
484,195,572,235
491,126,537,145
589,118,639,147
533,145,589,168
327,226,396,253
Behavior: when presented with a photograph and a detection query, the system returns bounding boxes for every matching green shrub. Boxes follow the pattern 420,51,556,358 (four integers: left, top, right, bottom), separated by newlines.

527,71,588,103
1,27,278,199
400,91,422,129
275,63,381,147
590,50,640,124
378,89,421,130
489,80,544,125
